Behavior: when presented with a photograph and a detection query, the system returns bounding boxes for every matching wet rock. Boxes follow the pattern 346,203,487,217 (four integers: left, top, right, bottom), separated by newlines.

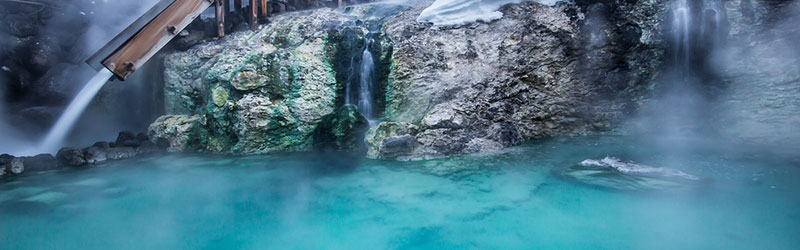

148,115,207,152
136,140,159,155
92,141,111,150
379,136,415,159
9,158,24,175
313,104,369,152
367,0,667,158
135,133,149,142
56,147,87,167
365,122,418,159
115,131,138,147
83,146,108,164
106,147,138,160
21,154,58,172
154,4,406,154
155,138,171,150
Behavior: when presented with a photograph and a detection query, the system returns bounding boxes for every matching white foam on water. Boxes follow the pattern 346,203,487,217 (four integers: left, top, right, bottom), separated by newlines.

39,69,114,153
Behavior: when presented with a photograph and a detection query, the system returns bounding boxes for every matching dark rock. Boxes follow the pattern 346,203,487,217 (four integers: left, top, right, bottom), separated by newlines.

92,141,111,149
313,104,369,152
18,106,61,128
155,138,170,150
106,147,137,160
379,136,415,158
135,133,149,142
8,158,24,175
83,146,108,164
56,147,87,167
21,154,59,172
175,30,206,51
115,131,138,147
136,140,158,154
2,13,38,38
0,154,13,165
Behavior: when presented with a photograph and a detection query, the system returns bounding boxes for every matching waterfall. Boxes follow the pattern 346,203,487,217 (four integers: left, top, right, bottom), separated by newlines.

669,0,726,76
40,69,114,153
345,34,379,127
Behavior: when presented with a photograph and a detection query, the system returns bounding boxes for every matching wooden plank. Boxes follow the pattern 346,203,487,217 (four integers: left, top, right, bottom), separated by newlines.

102,0,213,80
86,0,176,71
260,0,268,17
250,0,258,30
337,0,342,8
216,0,225,37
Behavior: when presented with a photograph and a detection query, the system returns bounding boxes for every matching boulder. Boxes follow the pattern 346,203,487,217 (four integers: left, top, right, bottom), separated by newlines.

313,104,369,152
106,147,138,160
135,133,149,142
135,140,159,154
21,154,58,172
115,131,139,147
9,158,24,175
148,115,207,152
92,141,111,149
83,146,108,164
364,122,418,159
56,147,87,167
155,138,171,150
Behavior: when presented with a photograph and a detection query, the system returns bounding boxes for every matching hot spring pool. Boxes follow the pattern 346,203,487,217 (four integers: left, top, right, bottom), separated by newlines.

1,136,798,249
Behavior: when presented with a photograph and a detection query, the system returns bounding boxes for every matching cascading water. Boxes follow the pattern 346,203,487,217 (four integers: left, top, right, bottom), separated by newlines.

345,34,379,127
39,69,114,152
669,0,726,77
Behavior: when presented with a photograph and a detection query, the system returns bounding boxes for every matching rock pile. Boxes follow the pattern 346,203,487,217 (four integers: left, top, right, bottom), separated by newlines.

0,131,170,178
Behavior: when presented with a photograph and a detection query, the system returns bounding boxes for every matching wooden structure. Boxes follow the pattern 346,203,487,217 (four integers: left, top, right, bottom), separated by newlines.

87,0,351,80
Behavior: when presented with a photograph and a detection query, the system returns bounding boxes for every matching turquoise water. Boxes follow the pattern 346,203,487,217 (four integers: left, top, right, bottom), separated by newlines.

1,136,798,249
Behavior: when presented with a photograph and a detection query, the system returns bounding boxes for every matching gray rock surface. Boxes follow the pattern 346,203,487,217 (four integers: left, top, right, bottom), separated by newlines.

366,0,667,159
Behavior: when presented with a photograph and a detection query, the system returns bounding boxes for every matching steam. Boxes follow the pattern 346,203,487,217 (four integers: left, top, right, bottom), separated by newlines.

0,0,165,155
632,0,800,158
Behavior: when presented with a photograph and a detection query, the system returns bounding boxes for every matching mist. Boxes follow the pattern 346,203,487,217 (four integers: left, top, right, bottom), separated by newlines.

0,0,164,155
630,0,800,160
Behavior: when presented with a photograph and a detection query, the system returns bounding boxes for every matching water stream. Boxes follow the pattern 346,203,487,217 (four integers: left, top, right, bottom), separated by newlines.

39,69,114,153
345,34,379,127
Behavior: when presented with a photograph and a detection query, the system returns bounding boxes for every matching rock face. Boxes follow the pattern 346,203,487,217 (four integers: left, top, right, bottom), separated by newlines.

313,104,369,152
714,0,800,153
366,0,667,159
152,1,666,158
151,4,406,154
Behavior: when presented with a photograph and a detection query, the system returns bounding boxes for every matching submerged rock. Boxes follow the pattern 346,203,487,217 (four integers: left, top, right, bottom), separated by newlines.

557,157,702,191
580,157,700,181
313,105,369,152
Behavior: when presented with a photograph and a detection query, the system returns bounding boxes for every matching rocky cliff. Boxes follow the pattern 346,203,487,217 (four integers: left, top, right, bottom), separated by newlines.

366,0,667,159
150,4,406,153
151,0,669,157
